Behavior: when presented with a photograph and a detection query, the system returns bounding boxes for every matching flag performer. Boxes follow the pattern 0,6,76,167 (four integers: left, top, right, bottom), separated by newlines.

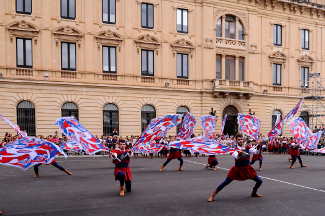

250,140,267,171
160,136,184,171
111,140,132,196
205,155,219,170
207,135,263,202
289,140,307,169
34,159,73,177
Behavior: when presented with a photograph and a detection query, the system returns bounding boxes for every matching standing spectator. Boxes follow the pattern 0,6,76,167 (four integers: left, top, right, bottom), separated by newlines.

113,128,118,136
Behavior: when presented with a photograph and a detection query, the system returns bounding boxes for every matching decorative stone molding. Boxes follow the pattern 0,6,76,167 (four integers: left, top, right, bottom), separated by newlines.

134,34,161,55
171,38,195,59
298,26,313,32
213,8,248,34
95,29,123,51
203,37,214,49
53,26,83,47
269,51,288,68
7,20,40,44
249,43,259,54
297,54,315,70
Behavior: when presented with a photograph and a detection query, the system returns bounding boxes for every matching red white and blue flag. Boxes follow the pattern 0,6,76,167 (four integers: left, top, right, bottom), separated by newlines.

237,114,261,140
133,114,182,153
55,117,109,155
62,140,84,152
287,117,313,143
314,145,325,153
177,112,196,140
269,114,281,143
220,114,227,137
302,131,322,149
0,137,66,170
0,114,27,137
132,143,164,154
200,116,216,140
266,99,303,140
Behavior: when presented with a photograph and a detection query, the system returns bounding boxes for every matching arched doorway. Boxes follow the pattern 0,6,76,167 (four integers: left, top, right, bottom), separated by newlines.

223,106,238,136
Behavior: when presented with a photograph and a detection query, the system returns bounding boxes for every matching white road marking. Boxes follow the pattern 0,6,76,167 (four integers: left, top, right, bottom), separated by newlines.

185,160,325,193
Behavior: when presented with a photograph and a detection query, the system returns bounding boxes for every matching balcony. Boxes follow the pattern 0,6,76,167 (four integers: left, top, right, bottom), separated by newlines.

213,79,254,99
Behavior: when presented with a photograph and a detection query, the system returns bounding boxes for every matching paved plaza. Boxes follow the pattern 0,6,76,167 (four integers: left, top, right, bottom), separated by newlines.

1,154,325,216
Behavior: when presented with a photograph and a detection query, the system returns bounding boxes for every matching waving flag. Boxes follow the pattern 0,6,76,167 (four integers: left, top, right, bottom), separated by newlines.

0,114,27,137
0,137,66,170
168,136,235,155
287,117,313,143
269,114,281,143
220,115,227,137
55,117,109,155
200,116,216,140
237,114,261,140
177,112,196,140
266,99,303,140
133,114,182,153
133,143,164,154
62,140,84,152
301,131,322,149
314,146,325,153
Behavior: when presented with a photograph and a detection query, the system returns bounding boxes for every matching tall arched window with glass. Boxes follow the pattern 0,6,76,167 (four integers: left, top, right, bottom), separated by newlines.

61,102,79,120
141,105,156,132
103,104,119,136
176,106,189,134
216,15,245,41
272,110,282,136
17,101,35,136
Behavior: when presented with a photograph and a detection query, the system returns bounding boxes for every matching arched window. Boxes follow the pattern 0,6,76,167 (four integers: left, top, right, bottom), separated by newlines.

141,105,156,132
216,15,245,40
103,103,119,136
272,110,282,135
61,102,79,120
17,101,35,136
176,106,190,134
300,111,309,127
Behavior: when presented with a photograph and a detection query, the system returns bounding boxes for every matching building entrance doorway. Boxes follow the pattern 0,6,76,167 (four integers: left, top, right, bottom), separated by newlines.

223,106,238,136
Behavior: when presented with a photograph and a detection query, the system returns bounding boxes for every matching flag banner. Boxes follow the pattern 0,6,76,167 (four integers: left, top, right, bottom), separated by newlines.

266,99,303,140
132,143,164,154
220,114,227,137
168,136,235,155
62,140,84,152
177,112,196,140
302,131,322,149
269,114,281,143
0,114,27,137
237,114,261,140
0,137,66,170
314,146,325,153
287,117,313,143
133,114,182,151
55,117,109,155
200,116,216,140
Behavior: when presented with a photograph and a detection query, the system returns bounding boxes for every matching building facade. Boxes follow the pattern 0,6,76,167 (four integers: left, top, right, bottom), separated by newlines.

0,0,324,137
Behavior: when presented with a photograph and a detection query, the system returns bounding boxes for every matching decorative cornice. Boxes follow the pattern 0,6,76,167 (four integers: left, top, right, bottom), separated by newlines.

95,29,124,51
171,38,195,58
269,51,288,68
135,34,161,55
53,26,83,47
6,20,40,44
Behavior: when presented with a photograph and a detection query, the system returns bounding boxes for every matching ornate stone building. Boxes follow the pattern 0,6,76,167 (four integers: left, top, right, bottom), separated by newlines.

0,0,323,137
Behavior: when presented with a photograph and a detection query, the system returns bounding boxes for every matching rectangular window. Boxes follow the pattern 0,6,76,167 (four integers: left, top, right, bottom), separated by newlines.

301,67,309,87
273,24,282,46
216,54,221,79
103,46,116,73
239,57,245,81
216,19,222,38
16,0,32,14
17,38,33,68
273,63,281,85
177,9,188,33
141,3,154,29
61,42,76,71
225,56,235,80
141,50,154,76
61,0,76,19
301,29,309,50
103,0,116,24
177,54,188,79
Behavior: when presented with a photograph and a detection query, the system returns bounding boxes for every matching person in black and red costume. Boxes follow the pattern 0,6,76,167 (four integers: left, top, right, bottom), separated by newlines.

205,155,219,170
289,140,307,169
111,140,132,196
33,159,73,177
250,140,267,171
159,136,183,171
207,134,263,202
